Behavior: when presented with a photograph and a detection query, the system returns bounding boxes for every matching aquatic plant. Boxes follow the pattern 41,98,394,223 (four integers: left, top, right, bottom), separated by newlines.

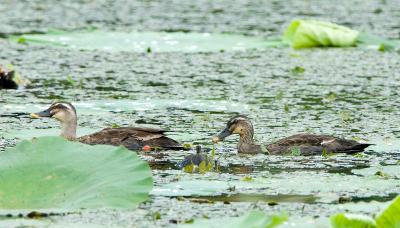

0,136,153,209
331,196,400,228
179,210,287,228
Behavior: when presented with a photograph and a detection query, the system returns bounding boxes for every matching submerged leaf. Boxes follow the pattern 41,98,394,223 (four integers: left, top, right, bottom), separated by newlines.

179,211,287,228
330,213,377,228
0,136,153,210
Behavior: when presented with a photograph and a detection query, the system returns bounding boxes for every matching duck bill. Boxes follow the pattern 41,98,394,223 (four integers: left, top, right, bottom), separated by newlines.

212,127,232,143
30,109,51,119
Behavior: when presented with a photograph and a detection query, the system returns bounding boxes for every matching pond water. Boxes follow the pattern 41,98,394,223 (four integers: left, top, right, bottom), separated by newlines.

1,0,400,227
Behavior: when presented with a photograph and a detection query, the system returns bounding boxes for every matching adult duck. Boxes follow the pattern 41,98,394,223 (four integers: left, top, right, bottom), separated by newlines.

31,102,184,151
212,115,372,155
0,66,17,89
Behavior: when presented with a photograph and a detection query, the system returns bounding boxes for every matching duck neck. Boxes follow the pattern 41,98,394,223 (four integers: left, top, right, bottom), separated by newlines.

238,128,254,145
60,118,77,140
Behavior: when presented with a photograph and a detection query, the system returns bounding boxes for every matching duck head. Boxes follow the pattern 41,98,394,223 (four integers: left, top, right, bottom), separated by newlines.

212,115,254,144
31,101,78,139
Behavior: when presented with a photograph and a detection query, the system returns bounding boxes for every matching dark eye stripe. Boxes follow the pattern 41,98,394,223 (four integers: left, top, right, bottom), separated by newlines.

49,102,76,113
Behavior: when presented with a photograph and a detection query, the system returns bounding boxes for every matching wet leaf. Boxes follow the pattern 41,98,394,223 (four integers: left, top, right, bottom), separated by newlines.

0,136,153,210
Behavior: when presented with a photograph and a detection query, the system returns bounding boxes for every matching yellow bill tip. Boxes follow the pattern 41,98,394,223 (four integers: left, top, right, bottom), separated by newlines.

212,136,220,144
30,113,40,119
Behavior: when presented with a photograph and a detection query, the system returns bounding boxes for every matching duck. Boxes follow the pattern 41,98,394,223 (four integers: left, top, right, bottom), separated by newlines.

30,101,184,151
0,66,17,89
179,145,210,168
212,115,372,155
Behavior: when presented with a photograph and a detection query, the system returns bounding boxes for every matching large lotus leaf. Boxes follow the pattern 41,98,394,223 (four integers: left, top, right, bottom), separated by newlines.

283,20,359,49
179,211,287,228
0,136,153,209
330,214,377,228
376,196,400,228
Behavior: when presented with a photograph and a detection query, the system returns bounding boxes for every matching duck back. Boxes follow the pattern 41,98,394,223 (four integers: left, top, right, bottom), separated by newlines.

266,134,372,155
78,127,183,150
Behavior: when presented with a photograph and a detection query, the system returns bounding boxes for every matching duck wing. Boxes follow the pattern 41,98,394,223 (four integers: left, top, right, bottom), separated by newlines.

267,133,372,155
78,127,183,151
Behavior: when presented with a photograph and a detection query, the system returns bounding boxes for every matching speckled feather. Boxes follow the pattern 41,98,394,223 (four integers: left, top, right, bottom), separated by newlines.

78,127,183,150
266,133,372,155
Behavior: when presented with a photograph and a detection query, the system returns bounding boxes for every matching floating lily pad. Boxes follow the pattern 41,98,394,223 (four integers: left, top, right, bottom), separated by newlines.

151,180,229,197
178,210,287,228
0,136,153,210
12,31,284,53
151,171,399,203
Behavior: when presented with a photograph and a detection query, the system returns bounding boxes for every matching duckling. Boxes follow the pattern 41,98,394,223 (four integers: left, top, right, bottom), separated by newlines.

212,115,372,155
31,102,184,151
179,145,210,168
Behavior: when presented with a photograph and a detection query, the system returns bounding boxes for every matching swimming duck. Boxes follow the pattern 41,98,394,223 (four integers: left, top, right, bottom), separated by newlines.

0,67,17,89
179,145,210,168
31,102,184,151
212,115,372,155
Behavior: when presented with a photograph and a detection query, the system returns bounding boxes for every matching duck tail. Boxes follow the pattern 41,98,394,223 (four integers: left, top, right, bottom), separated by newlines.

343,143,374,154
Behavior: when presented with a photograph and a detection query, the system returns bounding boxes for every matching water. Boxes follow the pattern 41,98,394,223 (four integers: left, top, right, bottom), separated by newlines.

1,0,400,227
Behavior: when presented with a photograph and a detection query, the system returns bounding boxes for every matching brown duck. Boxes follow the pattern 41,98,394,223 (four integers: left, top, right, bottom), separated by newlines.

212,115,372,155
0,66,17,89
31,102,184,151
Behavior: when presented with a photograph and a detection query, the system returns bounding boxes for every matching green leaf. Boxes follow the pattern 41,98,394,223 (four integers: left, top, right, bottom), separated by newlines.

241,176,253,182
290,66,305,75
183,163,195,173
0,136,153,210
283,20,359,49
330,213,377,228
376,196,400,228
211,144,216,158
178,211,287,228
357,33,400,51
17,37,26,44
